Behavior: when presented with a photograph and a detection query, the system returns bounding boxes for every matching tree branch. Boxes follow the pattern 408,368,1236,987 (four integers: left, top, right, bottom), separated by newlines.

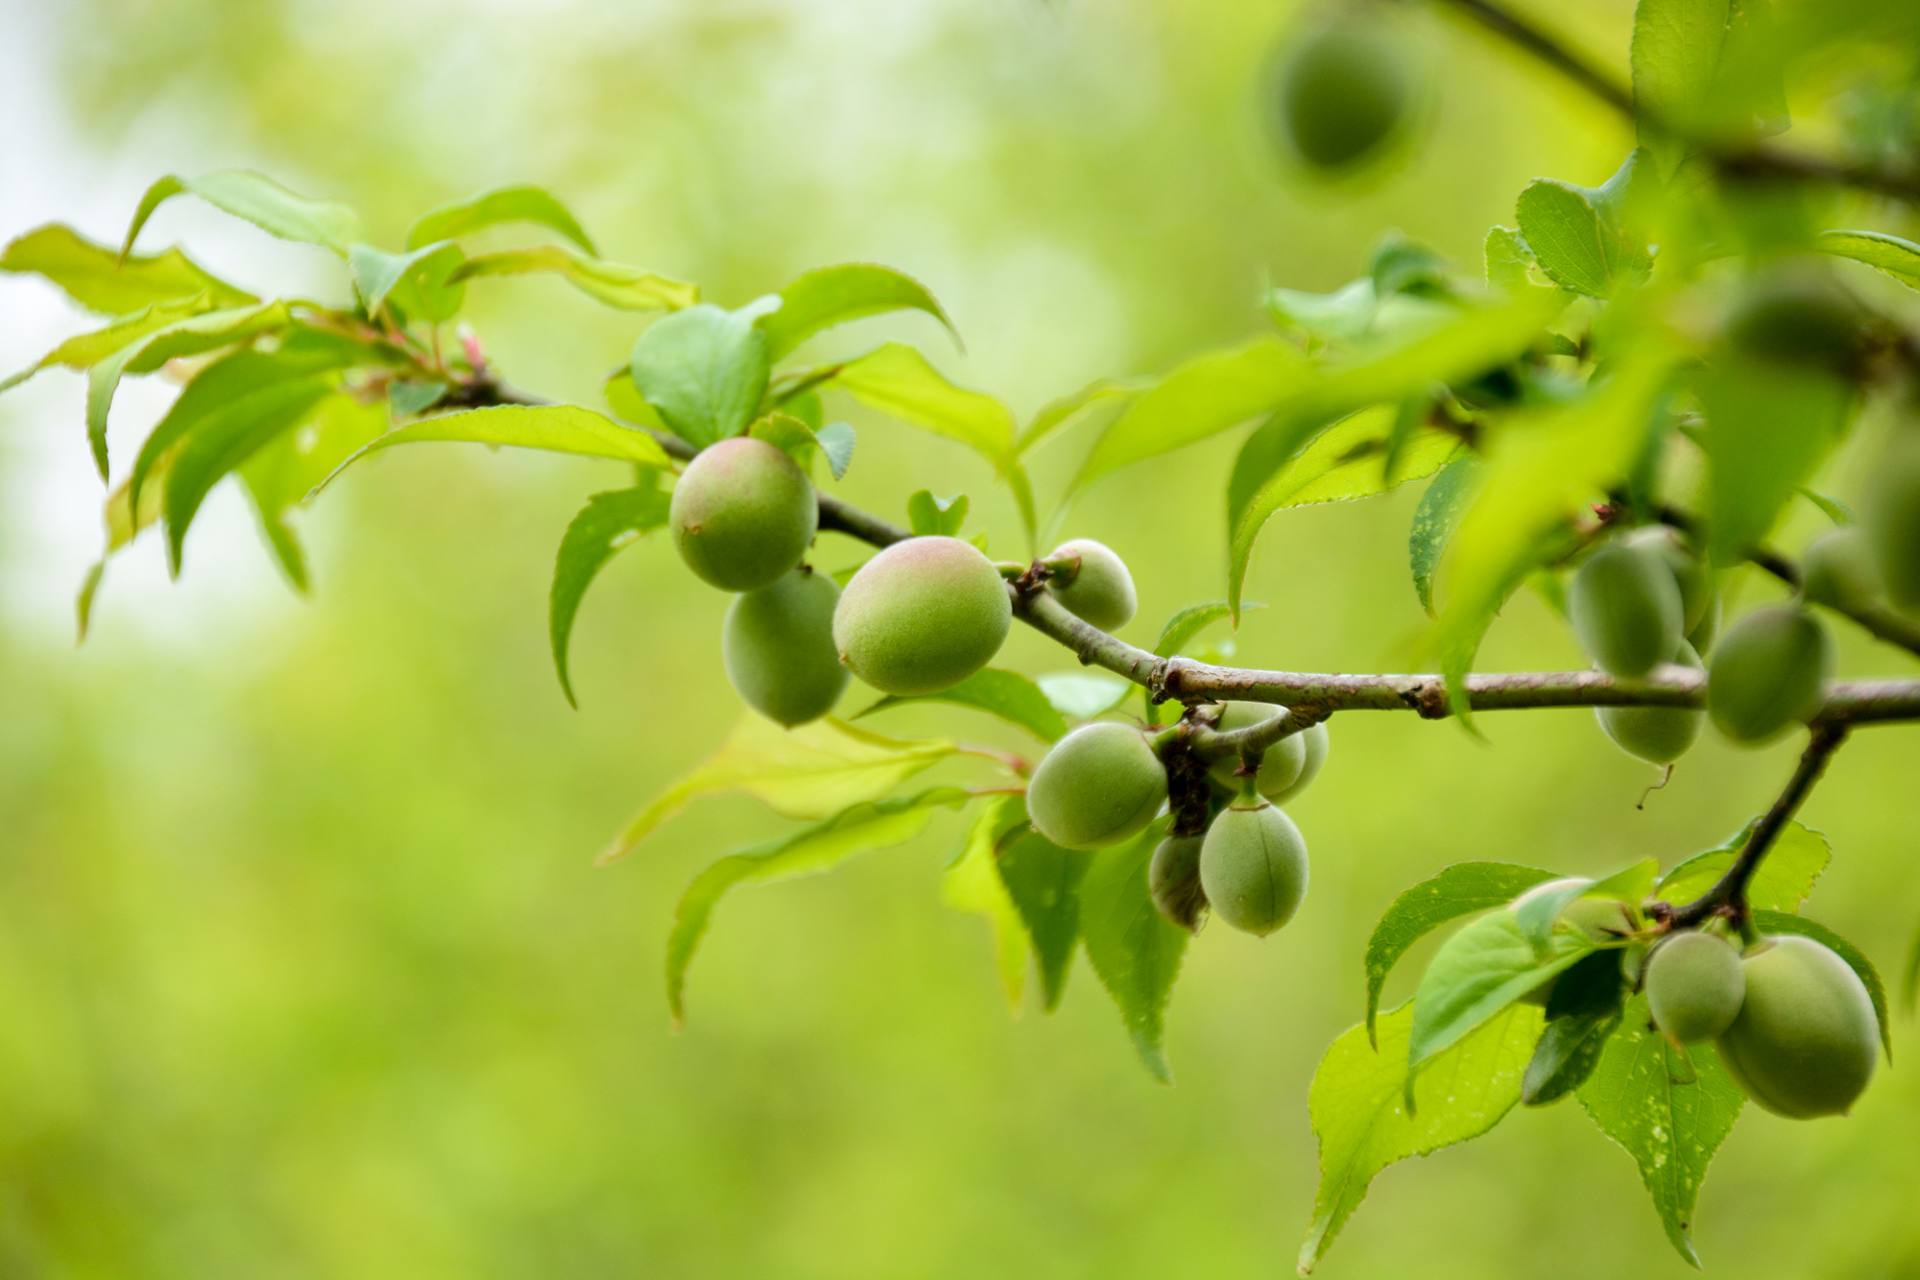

1665,722,1850,926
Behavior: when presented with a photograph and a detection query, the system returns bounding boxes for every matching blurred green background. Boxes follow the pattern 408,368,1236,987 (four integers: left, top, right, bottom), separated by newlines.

1,1,1916,1275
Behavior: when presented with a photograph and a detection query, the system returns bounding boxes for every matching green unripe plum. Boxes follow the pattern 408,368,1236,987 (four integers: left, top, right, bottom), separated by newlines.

1045,538,1137,630
1716,935,1878,1118
831,536,1012,695
1706,604,1832,745
1026,722,1167,851
1595,641,1704,765
1199,801,1309,937
1510,877,1630,1004
1569,541,1684,679
1864,433,1920,612
1645,931,1745,1043
722,569,849,726
1801,527,1883,614
1271,22,1413,173
1148,834,1206,931
1622,525,1714,633
1204,702,1310,799
669,437,818,591
1725,275,1866,375
1270,721,1330,803
1687,589,1722,654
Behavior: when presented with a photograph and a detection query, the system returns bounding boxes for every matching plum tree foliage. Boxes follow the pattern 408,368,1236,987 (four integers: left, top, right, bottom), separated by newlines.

6,0,1920,1269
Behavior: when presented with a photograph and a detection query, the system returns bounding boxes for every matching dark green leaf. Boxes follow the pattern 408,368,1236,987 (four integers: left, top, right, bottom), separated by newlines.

665,789,970,1024
629,304,770,447
1079,822,1187,1081
454,245,696,311
237,394,385,593
0,223,255,314
997,821,1087,1011
1750,910,1892,1061
123,170,362,257
1522,950,1628,1105
758,262,957,362
856,668,1066,742
405,184,598,253
1408,908,1598,1083
1698,360,1852,564
1363,860,1554,1044
943,796,1030,1009
549,485,673,708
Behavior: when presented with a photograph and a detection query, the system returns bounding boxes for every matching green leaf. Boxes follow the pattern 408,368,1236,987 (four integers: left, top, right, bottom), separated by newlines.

236,394,385,592
815,422,856,480
549,485,673,708
1362,860,1555,1044
600,716,957,864
829,342,1017,466
1074,337,1309,492
1655,820,1830,912
1,223,255,315
758,262,957,362
1151,601,1242,659
1816,229,1920,289
1079,822,1188,1081
1033,671,1131,721
1522,950,1628,1106
1,293,214,395
1299,1002,1540,1274
1016,377,1142,455
1513,156,1652,299
1266,280,1453,349
405,184,598,253
1409,455,1480,616
1483,226,1540,292
1576,996,1746,1266
1905,925,1920,1015
123,170,362,258
666,789,970,1024
1698,360,1852,564
997,821,1087,1011
906,489,969,536
942,796,1030,1010
348,241,466,322
453,245,696,312
856,668,1067,742
389,379,449,418
629,304,770,447
1408,908,1597,1082
314,404,674,498
1750,910,1892,1061
1369,232,1453,299
1513,858,1655,951
1631,0,1732,169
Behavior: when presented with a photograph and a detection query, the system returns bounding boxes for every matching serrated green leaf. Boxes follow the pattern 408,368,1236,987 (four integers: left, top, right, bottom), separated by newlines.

758,262,957,362
314,404,674,498
1409,455,1480,616
1483,226,1539,293
454,245,695,312
405,184,597,254
1576,996,1745,1266
1079,821,1187,1081
600,716,957,864
906,489,969,536
628,304,770,447
123,170,362,258
856,668,1067,742
666,788,970,1024
943,796,1030,1010
1362,860,1555,1044
1299,1002,1540,1274
1750,910,1891,1061
1514,174,1648,299
1033,671,1132,722
1655,820,1830,912
1074,337,1309,492
829,342,1017,465
1,223,255,315
548,485,673,708
1698,359,1852,564
1408,909,1597,1082
348,241,467,322
1816,229,1920,289
815,421,855,480
997,821,1087,1011
1522,951,1628,1106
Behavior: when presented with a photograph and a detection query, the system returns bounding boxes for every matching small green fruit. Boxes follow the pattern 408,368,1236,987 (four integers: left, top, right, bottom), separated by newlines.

1204,702,1309,798
1595,641,1704,765
1801,527,1883,614
1270,720,1330,803
1716,935,1878,1118
669,437,817,591
1045,538,1137,630
1645,931,1745,1043
1148,834,1206,930
1569,541,1684,679
1199,801,1309,936
722,569,848,726
832,536,1012,695
1026,722,1167,850
1864,433,1920,611
1622,525,1714,633
1706,604,1832,745
1271,22,1413,173
1687,589,1722,654
1725,274,1866,375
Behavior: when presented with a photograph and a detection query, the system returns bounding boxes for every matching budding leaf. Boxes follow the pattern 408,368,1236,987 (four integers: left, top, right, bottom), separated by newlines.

666,788,971,1025
757,262,957,362
123,169,363,258
856,667,1067,743
1750,910,1892,1061
1655,819,1830,912
1576,996,1745,1267
549,484,673,708
405,184,598,254
1300,1001,1540,1274
1079,821,1187,1082
997,820,1087,1011
942,796,1031,1011
0,223,255,315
